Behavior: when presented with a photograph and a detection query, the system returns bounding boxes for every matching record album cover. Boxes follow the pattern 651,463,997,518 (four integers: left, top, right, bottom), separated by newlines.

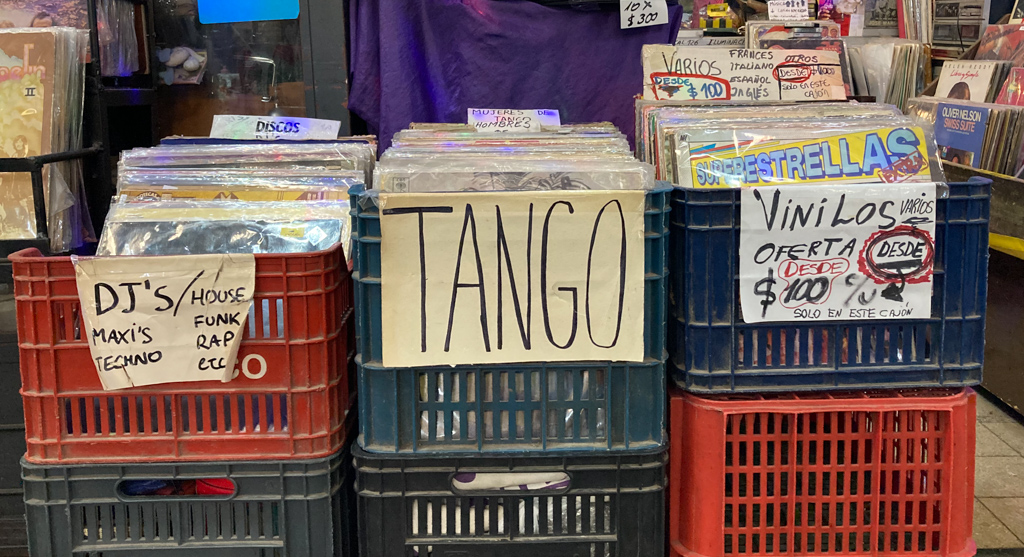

0,30,55,239
0,0,88,28
935,60,999,102
934,102,989,166
996,67,1024,106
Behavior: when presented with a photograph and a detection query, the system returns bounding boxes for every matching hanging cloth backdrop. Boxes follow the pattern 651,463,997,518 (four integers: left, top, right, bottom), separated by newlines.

348,0,683,149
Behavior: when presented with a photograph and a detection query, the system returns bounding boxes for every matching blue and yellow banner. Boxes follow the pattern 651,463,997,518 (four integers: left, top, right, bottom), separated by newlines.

685,127,932,188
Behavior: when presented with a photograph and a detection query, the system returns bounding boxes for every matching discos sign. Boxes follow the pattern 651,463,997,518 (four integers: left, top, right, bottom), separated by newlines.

739,183,936,323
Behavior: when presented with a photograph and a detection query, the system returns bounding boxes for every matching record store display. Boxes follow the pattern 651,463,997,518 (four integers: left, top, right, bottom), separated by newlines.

907,96,1024,175
638,102,942,188
2,3,1022,556
0,27,90,251
378,126,652,193
934,60,1012,103
99,141,374,257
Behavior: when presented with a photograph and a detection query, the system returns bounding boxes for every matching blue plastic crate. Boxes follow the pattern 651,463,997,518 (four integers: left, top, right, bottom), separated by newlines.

350,183,671,365
356,355,664,453
669,179,990,393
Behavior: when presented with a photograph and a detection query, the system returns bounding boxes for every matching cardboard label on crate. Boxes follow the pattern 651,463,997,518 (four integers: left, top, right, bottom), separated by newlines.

641,45,846,102
738,183,936,323
378,190,646,367
73,254,256,390
209,115,341,140
467,109,561,133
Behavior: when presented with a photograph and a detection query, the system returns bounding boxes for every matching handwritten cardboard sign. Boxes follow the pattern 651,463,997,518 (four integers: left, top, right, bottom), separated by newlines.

74,254,256,390
378,191,646,367
467,109,561,133
767,0,810,20
620,0,669,28
739,183,936,323
210,115,341,140
642,45,846,102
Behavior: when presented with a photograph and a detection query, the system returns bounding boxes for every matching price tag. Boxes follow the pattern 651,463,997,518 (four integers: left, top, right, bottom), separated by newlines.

467,108,561,133
620,0,669,29
739,183,936,323
767,0,810,20
210,115,341,140
74,254,256,390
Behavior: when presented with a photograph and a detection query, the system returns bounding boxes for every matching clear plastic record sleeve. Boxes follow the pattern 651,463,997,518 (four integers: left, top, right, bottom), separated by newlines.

119,142,377,185
97,200,351,256
116,168,364,195
375,159,655,193
664,116,944,187
644,103,907,181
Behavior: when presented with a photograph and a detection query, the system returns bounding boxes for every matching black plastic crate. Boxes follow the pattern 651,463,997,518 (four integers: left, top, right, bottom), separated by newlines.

355,447,666,557
669,179,990,392
22,445,356,556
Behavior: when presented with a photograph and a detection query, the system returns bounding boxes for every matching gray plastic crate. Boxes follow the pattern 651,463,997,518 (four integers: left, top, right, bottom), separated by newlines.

22,446,355,556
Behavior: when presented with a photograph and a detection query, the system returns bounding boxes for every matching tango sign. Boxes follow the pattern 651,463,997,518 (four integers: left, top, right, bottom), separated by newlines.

378,190,646,366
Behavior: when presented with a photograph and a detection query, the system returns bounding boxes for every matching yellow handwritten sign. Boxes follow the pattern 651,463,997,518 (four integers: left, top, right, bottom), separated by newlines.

378,191,646,367
74,254,255,390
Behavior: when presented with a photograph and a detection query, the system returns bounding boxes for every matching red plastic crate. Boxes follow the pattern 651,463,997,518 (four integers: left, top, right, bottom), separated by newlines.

669,388,976,557
11,245,354,464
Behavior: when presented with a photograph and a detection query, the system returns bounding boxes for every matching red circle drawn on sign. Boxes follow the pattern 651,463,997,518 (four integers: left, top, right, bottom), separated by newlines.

771,62,813,84
857,225,935,285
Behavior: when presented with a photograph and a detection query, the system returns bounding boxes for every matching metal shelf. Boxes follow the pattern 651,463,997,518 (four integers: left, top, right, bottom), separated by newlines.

0,145,105,245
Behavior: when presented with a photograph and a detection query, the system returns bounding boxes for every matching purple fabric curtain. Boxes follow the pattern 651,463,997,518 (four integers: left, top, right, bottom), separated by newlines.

349,0,682,149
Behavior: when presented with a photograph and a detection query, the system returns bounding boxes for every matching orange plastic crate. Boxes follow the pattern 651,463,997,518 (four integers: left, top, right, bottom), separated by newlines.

670,388,976,557
11,245,353,464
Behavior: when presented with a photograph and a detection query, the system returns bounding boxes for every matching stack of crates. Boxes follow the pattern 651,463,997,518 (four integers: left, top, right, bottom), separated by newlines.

666,178,991,557
9,245,357,557
349,174,671,557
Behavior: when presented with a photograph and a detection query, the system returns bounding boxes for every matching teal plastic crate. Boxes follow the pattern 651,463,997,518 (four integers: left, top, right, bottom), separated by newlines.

356,355,665,453
349,184,671,366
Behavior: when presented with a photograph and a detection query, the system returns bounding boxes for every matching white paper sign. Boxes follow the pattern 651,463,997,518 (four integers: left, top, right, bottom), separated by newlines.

74,254,256,390
467,109,561,133
379,190,646,367
768,0,810,20
740,183,936,323
642,45,846,102
210,115,341,140
620,0,669,28
675,30,746,47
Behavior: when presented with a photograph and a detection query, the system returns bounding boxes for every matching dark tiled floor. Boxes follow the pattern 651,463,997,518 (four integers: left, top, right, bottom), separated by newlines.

976,394,1024,549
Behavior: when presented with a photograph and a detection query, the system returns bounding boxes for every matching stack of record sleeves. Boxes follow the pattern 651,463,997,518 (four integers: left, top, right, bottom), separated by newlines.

101,140,376,257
